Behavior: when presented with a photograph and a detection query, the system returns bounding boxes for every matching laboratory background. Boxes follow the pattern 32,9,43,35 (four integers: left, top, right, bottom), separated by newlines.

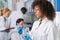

0,0,60,40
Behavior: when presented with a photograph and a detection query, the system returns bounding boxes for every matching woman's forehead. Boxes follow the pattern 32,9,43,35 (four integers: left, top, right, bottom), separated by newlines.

34,6,40,9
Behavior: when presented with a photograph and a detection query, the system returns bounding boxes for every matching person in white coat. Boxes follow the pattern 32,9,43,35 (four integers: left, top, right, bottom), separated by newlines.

9,18,28,40
0,8,10,40
8,9,24,40
30,0,57,40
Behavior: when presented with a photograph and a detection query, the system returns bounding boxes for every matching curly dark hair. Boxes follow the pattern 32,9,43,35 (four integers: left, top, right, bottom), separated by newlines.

21,7,27,14
32,0,56,21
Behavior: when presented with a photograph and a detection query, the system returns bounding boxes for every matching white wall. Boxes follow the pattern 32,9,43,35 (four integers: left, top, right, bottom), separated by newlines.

7,0,26,11
7,0,13,11
16,1,24,11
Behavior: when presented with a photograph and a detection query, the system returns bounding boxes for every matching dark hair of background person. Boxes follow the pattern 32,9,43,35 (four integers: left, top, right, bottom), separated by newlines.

21,7,27,14
32,0,56,21
16,18,24,25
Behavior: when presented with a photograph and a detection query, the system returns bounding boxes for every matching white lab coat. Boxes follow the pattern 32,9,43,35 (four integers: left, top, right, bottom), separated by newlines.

0,16,8,40
54,12,60,40
9,28,23,40
9,27,28,40
30,18,57,40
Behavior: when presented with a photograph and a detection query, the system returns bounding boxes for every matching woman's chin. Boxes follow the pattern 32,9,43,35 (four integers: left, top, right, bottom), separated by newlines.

36,16,40,19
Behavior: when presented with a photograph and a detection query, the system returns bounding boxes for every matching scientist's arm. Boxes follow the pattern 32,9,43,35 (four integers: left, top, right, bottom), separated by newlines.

30,21,37,33
0,21,6,31
47,24,57,40
29,22,36,40
0,19,10,32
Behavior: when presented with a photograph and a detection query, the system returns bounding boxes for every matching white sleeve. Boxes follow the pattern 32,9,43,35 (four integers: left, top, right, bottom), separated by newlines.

0,20,6,31
29,22,36,40
30,21,36,34
47,25,57,40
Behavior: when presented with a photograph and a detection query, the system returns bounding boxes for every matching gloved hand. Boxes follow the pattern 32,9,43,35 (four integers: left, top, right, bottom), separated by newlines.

24,34,32,40
16,26,23,35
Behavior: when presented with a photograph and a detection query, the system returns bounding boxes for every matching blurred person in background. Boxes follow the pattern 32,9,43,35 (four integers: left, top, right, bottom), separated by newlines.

0,7,11,40
8,7,24,40
9,18,32,40
9,18,24,40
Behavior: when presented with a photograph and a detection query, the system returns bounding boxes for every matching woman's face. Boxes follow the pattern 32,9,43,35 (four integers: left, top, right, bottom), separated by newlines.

33,6,42,19
5,11,10,17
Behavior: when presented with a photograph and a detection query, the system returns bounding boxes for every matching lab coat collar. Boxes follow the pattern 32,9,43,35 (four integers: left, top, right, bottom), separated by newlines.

41,18,48,23
38,18,41,22
0,16,7,19
0,16,4,20
0,16,3,18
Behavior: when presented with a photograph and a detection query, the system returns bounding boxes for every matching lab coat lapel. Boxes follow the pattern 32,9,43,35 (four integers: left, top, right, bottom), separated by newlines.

36,18,48,33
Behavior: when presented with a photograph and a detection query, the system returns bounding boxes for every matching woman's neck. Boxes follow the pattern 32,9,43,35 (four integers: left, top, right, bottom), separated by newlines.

41,16,46,21
2,15,6,18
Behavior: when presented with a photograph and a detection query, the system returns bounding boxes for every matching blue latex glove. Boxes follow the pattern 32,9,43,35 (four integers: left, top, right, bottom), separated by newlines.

16,26,23,35
24,34,32,40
